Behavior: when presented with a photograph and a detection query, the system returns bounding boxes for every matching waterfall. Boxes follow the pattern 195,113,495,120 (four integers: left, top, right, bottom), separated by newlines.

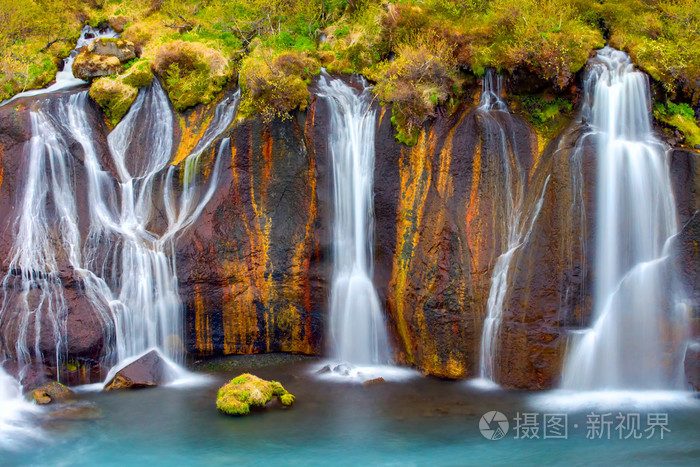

0,26,117,107
477,70,543,383
562,47,687,390
318,73,390,365
0,367,39,450
0,82,238,379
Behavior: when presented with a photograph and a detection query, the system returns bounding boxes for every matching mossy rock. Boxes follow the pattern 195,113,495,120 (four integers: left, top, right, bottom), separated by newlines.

89,77,138,127
122,59,154,89
216,373,295,416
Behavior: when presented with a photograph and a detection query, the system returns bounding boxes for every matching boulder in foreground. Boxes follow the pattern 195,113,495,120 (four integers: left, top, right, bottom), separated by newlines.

217,373,295,416
32,381,73,404
104,350,171,391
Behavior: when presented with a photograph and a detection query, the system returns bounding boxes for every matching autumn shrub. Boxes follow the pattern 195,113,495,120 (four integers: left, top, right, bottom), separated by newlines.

367,32,458,145
238,47,320,122
595,0,700,101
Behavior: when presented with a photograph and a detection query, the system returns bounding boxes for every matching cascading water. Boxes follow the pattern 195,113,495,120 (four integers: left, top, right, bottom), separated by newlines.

562,47,687,391
477,71,549,383
0,82,238,381
0,367,39,449
0,26,117,106
318,73,391,365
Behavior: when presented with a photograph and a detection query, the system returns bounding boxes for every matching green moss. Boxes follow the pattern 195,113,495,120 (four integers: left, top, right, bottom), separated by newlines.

279,394,295,406
122,59,154,88
89,77,139,127
238,47,319,122
153,40,233,111
216,373,295,416
596,0,700,100
654,101,700,147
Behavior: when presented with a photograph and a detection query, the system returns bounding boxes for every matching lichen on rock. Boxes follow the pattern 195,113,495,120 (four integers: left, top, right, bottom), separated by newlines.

88,38,137,63
216,373,295,416
73,53,123,81
31,380,73,405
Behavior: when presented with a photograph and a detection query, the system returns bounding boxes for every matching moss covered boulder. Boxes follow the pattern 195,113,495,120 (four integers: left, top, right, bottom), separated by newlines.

216,374,295,416
89,78,138,127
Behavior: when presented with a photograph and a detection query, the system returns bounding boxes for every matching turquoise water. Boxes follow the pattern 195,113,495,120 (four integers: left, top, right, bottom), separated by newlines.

2,358,700,466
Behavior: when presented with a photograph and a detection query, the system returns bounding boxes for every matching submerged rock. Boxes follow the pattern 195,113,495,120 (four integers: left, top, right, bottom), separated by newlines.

216,373,295,416
104,350,171,391
31,381,73,405
363,377,385,387
43,403,103,421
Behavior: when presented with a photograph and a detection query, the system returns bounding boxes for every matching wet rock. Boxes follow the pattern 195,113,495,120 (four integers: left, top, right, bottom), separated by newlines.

685,342,700,391
333,364,351,376
180,107,325,358
496,124,597,389
675,211,700,314
362,377,385,387
72,53,122,81
315,364,332,375
103,350,171,390
31,381,73,405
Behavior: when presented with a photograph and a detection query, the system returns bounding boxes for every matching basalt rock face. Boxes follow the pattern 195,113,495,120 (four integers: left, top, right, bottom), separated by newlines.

2,81,700,391
494,124,597,389
178,102,327,357
670,149,700,352
378,105,538,379
0,95,112,385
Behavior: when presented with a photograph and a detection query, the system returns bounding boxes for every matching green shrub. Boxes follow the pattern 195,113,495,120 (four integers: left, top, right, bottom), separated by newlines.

153,40,232,111
366,33,458,145
238,47,319,122
654,101,700,147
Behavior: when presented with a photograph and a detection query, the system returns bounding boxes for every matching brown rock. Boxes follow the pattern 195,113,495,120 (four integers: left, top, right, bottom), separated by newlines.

104,350,172,390
44,403,103,421
88,38,136,62
32,381,73,405
108,16,131,34
363,377,386,387
72,52,122,81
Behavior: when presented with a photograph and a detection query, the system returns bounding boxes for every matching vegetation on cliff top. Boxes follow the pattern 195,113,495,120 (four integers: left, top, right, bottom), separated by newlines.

0,0,698,146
